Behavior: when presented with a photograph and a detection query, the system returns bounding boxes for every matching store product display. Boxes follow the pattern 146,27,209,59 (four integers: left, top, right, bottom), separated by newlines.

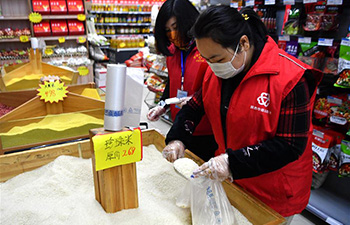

0,145,252,225
0,28,31,39
0,112,103,149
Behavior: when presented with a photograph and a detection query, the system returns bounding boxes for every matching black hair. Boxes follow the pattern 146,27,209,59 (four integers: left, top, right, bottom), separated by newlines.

154,0,199,56
191,6,268,51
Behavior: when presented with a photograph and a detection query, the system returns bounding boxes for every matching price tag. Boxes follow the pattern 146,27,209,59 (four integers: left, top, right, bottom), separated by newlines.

37,80,68,103
330,116,347,125
318,38,333,47
77,14,86,21
341,38,350,47
298,37,312,44
92,129,143,171
278,35,290,41
77,36,86,43
28,12,42,23
58,37,65,43
230,2,239,8
44,48,54,56
19,35,30,42
327,0,342,5
303,0,317,3
265,0,275,5
77,66,89,76
245,0,255,6
283,0,295,4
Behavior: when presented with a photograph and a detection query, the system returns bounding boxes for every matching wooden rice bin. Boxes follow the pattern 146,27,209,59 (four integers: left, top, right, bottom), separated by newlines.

0,129,285,225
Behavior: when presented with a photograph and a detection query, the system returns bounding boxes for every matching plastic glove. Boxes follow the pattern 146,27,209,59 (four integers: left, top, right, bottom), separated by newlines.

162,140,185,163
175,96,192,108
192,153,232,182
147,106,166,121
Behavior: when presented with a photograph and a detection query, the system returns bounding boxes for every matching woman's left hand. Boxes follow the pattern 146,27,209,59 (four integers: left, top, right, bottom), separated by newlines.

192,153,232,182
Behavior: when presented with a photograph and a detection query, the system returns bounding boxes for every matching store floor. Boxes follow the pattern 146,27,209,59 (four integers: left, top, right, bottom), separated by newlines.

140,87,328,225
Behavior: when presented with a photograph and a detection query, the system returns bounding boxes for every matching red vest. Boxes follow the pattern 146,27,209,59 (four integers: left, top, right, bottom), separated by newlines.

167,45,212,136
202,37,323,216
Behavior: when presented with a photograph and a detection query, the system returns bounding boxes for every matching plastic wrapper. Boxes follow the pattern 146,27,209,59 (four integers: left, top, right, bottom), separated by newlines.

338,140,350,177
335,69,350,88
312,128,333,173
311,171,329,189
144,74,166,93
189,177,237,225
323,58,338,75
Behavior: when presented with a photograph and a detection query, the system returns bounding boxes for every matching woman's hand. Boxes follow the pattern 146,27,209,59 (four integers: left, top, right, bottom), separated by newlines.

147,106,166,121
192,153,232,182
162,140,185,162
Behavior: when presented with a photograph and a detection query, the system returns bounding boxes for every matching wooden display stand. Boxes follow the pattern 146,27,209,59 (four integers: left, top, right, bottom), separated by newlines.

89,128,139,213
0,83,105,154
0,49,78,91
0,129,285,225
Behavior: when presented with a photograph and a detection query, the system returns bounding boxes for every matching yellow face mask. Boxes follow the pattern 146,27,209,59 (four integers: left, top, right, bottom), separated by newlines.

166,30,184,49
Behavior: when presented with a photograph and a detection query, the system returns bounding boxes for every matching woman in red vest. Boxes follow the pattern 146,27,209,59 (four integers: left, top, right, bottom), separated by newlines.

147,0,217,161
163,6,323,221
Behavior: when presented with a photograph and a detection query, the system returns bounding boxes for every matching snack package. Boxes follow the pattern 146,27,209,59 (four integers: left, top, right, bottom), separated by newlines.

304,2,325,32
325,130,345,171
323,57,338,75
321,5,340,31
312,128,334,173
314,98,331,123
338,139,350,177
298,42,325,70
338,39,350,74
335,69,350,88
282,5,302,35
285,41,298,57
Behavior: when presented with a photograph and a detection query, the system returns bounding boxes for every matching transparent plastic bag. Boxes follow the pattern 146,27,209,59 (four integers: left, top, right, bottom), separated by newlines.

190,177,237,225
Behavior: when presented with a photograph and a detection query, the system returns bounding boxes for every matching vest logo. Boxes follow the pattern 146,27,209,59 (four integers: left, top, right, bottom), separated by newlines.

193,53,205,62
257,92,270,107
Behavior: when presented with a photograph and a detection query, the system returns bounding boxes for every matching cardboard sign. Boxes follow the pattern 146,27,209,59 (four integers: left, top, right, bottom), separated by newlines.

77,14,86,21
58,37,66,43
77,36,86,43
37,80,68,103
19,36,30,42
92,129,143,171
29,12,43,23
77,66,89,75
45,48,54,55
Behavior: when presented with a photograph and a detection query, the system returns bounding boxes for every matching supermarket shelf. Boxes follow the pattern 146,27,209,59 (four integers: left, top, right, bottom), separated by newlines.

306,174,350,225
0,16,28,20
110,47,141,52
95,23,151,26
89,11,151,15
35,35,87,41
102,34,151,38
0,38,24,43
41,15,79,20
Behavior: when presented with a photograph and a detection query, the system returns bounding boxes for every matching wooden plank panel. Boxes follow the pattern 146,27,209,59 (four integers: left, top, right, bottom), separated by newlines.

0,140,83,182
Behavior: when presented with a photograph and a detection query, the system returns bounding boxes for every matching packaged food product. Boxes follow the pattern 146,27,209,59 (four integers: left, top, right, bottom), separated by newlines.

335,69,350,88
323,57,338,75
314,98,331,121
338,39,350,74
326,130,345,171
312,128,333,173
338,139,350,177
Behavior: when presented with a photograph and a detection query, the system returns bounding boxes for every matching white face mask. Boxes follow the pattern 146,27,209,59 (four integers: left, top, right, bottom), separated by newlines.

207,44,246,79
